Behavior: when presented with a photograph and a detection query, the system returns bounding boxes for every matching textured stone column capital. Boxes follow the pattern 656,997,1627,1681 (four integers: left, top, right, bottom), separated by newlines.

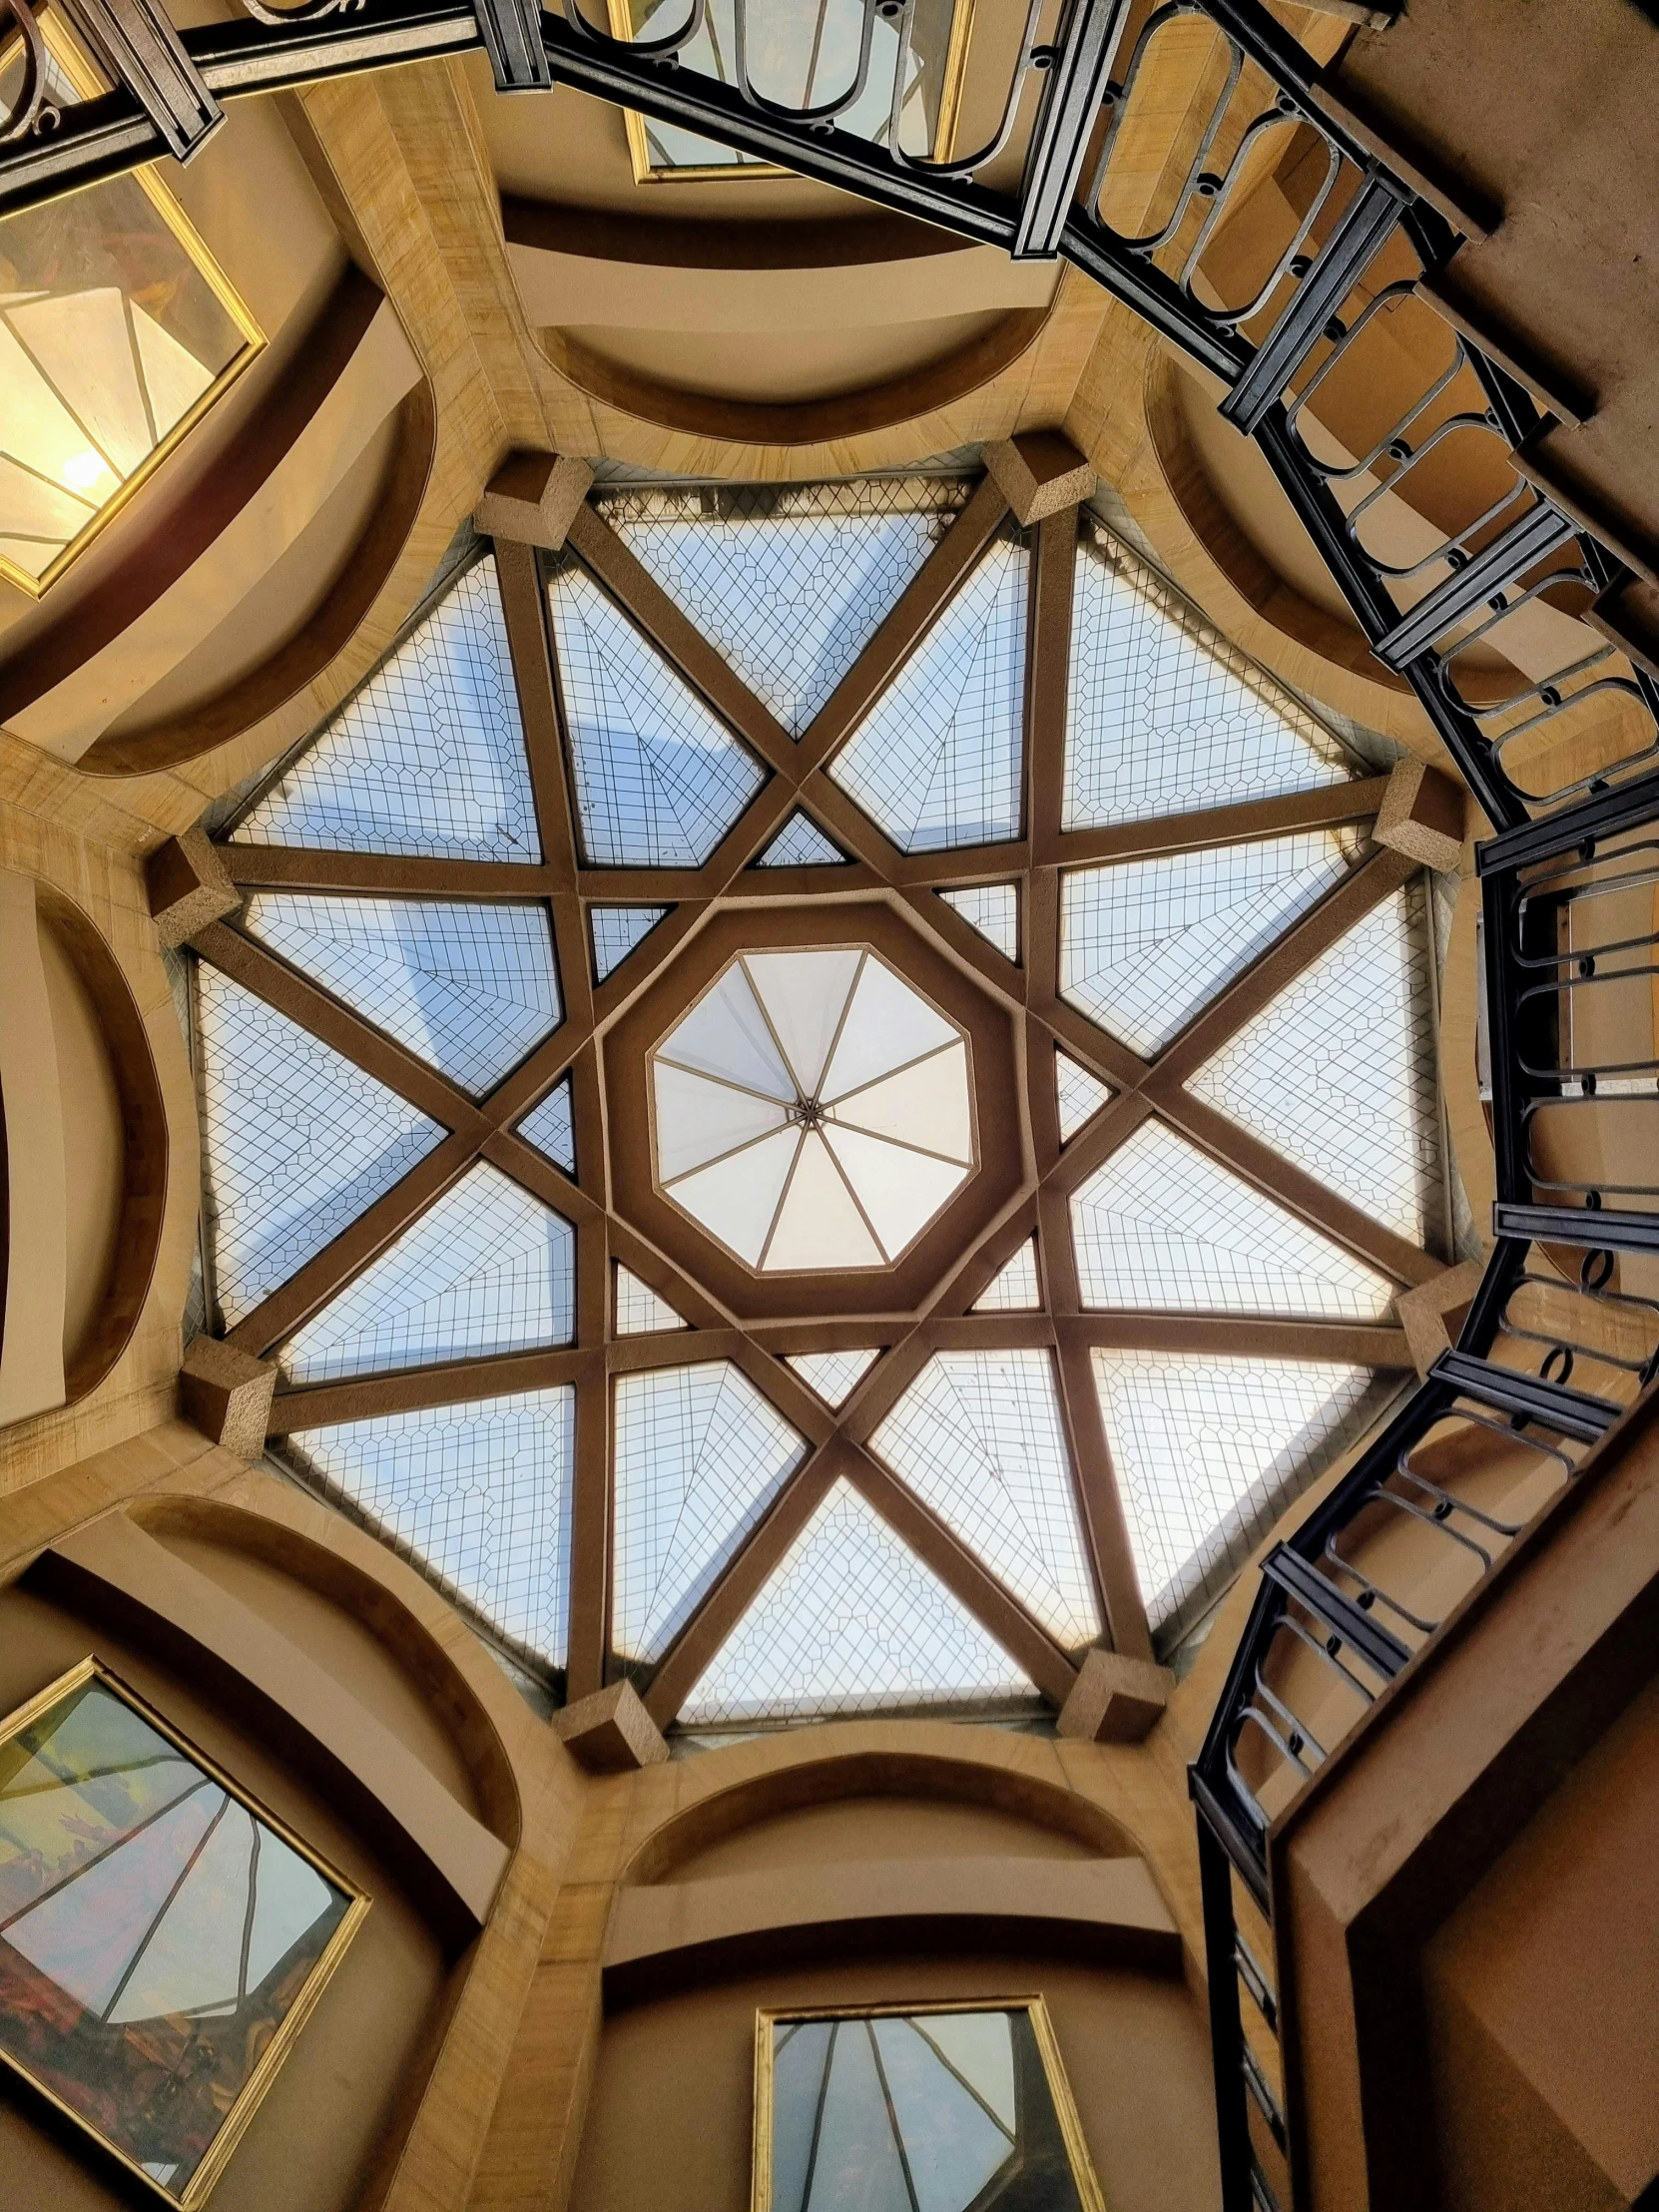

180,1335,276,1461
981,430,1095,527
554,1680,669,1772
475,450,595,551
147,830,240,951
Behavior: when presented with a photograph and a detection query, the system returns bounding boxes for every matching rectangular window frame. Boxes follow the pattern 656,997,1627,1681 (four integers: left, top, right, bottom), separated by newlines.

0,1655,369,2209
751,1992,1108,2212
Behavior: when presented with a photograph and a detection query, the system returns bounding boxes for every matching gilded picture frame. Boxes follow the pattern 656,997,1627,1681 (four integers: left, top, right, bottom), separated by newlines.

751,1994,1109,2212
0,1656,370,2209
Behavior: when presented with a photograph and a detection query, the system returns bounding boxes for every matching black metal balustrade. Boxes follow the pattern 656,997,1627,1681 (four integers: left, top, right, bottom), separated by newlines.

6,2,1659,2200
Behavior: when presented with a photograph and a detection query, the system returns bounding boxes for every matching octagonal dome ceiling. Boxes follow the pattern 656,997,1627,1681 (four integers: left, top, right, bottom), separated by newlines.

189,467,1456,1737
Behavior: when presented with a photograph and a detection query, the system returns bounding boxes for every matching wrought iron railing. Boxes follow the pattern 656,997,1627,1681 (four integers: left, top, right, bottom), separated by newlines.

8,0,1659,2197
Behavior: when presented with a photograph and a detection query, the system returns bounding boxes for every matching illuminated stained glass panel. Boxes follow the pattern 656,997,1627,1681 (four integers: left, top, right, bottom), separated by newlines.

755,812,847,866
784,1349,882,1409
591,904,670,981
614,1265,688,1336
518,1076,576,1174
681,1478,1038,1726
940,881,1019,960
971,1239,1040,1312
1055,1051,1113,1142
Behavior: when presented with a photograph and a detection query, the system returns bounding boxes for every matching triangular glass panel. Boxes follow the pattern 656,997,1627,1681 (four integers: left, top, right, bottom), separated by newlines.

1092,1350,1386,1638
972,1239,1040,1312
279,1163,575,1383
1190,882,1443,1244
597,480,966,739
615,1265,688,1337
279,1388,574,1666
547,559,765,865
1064,524,1352,829
940,881,1019,959
754,812,848,866
873,1351,1100,1649
233,562,540,861
680,1478,1039,1726
784,1349,881,1409
1069,1118,1394,1319
1059,830,1363,1056
612,1362,807,1663
518,1076,575,1175
1056,1050,1113,1141
828,534,1027,851
241,894,561,1097
591,904,670,982
196,966,444,1328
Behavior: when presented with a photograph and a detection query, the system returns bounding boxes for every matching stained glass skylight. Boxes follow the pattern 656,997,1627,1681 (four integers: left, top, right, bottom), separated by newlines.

1064,526,1351,829
548,558,764,866
1190,883,1443,1244
282,1388,575,1667
598,481,965,736
940,882,1019,960
1070,1119,1395,1319
615,1266,688,1336
612,1363,807,1662
241,894,560,1097
873,1351,1100,1649
592,904,670,981
756,813,848,867
785,1350,882,1408
1055,1051,1113,1141
1059,830,1363,1055
197,966,444,1327
652,949,972,1269
680,1479,1038,1725
972,1240,1041,1312
278,1164,575,1384
829,535,1027,852
234,563,540,862
1092,1352,1385,1637
518,1076,576,1174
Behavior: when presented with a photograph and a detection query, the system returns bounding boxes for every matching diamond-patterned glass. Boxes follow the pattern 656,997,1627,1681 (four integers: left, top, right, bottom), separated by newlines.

1055,1051,1113,1141
612,1362,807,1662
518,1076,576,1174
940,881,1019,959
597,480,966,738
233,562,539,861
873,1351,1099,1649
548,558,764,866
682,1478,1037,1724
1092,1352,1386,1637
1064,524,1351,828
278,1164,575,1383
592,904,669,981
241,894,561,1097
1191,882,1443,1244
1059,830,1363,1055
785,1350,881,1408
756,812,847,866
1069,1118,1395,1319
829,534,1027,851
615,1265,687,1336
196,965,443,1327
280,1388,575,1666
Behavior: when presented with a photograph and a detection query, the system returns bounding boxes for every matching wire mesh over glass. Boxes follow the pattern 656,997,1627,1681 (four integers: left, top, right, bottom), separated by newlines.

971,1239,1041,1312
195,965,444,1328
784,1349,881,1408
547,556,764,866
1069,1118,1395,1319
680,1478,1038,1726
612,1362,806,1663
652,948,973,1270
1055,1051,1113,1141
940,881,1019,959
280,1388,576,1669
241,894,561,1097
233,561,541,862
755,811,847,866
1059,830,1364,1055
829,533,1028,851
614,1264,687,1336
1191,881,1444,1246
1091,1351,1388,1641
873,1350,1100,1650
591,903,670,981
1064,522,1352,828
596,480,968,733
277,1164,575,1384
517,1076,576,1173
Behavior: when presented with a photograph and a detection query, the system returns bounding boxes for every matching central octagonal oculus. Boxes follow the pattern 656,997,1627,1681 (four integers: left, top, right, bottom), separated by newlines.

651,946,975,1272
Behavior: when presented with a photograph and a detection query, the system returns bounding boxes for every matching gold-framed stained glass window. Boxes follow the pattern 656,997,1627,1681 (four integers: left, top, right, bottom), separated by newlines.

753,1997,1108,2212
0,21,263,597
606,0,975,182
0,1657,368,2207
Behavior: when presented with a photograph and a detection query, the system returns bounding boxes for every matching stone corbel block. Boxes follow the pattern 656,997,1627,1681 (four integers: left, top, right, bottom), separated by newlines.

475,450,595,552
1395,1258,1487,1378
1057,1649,1173,1745
180,1335,276,1461
981,431,1095,528
554,1681,669,1773
147,830,240,950
1374,758,1465,872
